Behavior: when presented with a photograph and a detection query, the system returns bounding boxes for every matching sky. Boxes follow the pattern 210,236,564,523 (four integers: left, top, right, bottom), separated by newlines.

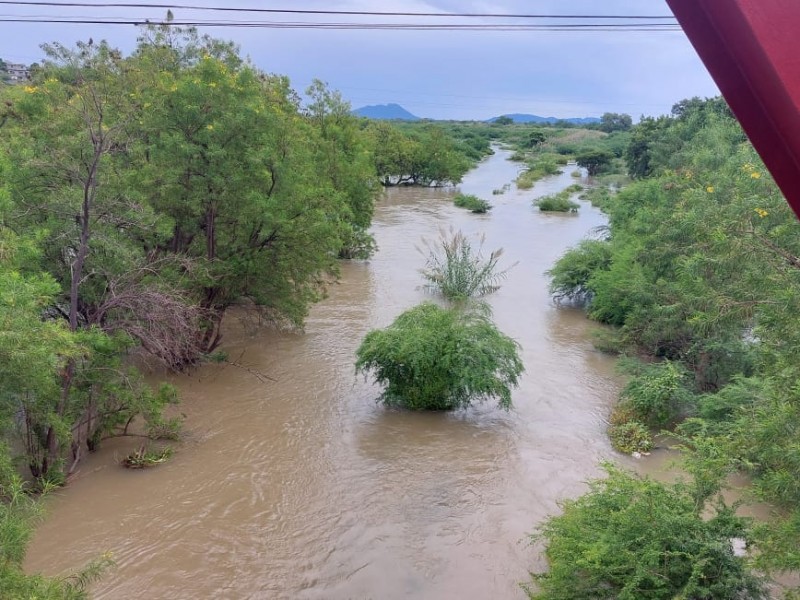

0,0,721,120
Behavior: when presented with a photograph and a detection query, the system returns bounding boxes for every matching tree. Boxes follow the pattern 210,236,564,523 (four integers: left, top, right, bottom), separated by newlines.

494,115,514,126
355,303,524,410
4,42,184,477
304,79,379,259
130,27,356,348
575,149,614,176
599,112,633,133
526,129,546,148
527,465,767,600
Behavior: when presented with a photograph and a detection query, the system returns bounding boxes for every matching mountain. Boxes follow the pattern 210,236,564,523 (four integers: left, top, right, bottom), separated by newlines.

352,103,421,121
488,113,601,125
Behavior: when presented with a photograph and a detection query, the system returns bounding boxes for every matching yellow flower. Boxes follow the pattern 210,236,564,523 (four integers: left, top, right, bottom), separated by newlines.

754,208,768,218
208,82,217,88
750,171,762,179
23,85,37,94
206,124,214,130
706,186,715,193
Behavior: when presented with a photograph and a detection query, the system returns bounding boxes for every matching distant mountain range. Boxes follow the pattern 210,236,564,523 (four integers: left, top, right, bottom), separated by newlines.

487,113,601,125
351,103,600,124
352,103,421,121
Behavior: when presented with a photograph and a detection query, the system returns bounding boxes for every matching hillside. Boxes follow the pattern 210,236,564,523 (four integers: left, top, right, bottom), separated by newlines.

352,103,420,121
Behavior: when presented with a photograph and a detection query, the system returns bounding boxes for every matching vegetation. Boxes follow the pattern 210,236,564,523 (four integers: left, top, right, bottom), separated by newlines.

0,23,389,486
547,96,800,578
419,229,512,301
536,191,580,213
366,120,483,187
0,446,114,598
516,155,564,189
355,303,524,410
526,465,767,600
122,444,173,469
453,193,491,213
575,148,614,176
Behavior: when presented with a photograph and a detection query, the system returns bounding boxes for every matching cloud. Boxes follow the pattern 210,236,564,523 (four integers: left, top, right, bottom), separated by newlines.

0,0,719,119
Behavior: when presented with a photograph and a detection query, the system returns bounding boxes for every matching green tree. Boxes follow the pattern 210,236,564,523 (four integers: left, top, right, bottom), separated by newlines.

355,303,524,410
304,79,379,259
599,112,633,133
575,148,614,176
130,27,355,348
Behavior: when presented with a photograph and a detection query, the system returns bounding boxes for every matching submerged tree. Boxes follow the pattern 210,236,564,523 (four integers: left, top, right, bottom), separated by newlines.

355,302,524,411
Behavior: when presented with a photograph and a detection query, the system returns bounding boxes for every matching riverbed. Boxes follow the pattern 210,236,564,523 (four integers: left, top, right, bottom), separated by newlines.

26,148,625,599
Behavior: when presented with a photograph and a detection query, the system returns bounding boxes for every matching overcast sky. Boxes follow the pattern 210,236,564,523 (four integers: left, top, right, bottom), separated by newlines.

0,0,720,120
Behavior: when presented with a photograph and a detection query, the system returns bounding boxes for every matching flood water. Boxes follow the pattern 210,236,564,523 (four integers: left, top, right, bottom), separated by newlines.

26,148,626,599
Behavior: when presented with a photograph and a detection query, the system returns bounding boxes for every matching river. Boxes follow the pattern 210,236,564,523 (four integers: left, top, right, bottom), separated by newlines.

26,148,626,599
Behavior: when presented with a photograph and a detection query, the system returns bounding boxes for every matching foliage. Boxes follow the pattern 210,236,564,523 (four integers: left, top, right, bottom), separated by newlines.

575,149,614,176
453,193,491,213
598,112,633,133
608,421,653,454
367,120,474,187
355,303,524,410
0,444,113,598
547,239,611,302
618,360,695,428
536,191,580,213
526,465,767,600
548,96,800,574
516,156,563,189
122,444,173,468
0,25,382,478
419,228,512,301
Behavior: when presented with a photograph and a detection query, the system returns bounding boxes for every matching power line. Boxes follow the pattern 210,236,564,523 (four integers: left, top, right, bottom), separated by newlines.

0,2,679,20
0,17,683,32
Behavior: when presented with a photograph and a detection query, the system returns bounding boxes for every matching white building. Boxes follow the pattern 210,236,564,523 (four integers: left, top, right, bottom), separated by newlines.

5,63,30,82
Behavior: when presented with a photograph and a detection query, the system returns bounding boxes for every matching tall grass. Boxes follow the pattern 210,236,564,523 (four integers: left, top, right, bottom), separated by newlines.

419,228,514,300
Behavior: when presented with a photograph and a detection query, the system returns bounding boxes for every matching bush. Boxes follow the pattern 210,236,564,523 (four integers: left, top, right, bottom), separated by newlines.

355,303,524,410
419,228,512,301
536,191,579,213
517,156,562,189
547,239,612,303
609,421,653,454
453,193,492,213
526,465,767,600
620,360,695,427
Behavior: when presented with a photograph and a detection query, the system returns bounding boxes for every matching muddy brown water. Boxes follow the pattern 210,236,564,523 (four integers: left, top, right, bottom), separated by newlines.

26,149,629,599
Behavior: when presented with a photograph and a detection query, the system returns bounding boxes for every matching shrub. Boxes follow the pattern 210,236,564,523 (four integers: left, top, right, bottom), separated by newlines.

419,228,513,301
609,421,654,454
526,465,767,600
536,191,579,213
547,239,612,303
620,360,695,428
355,303,524,410
453,193,492,213
517,156,563,189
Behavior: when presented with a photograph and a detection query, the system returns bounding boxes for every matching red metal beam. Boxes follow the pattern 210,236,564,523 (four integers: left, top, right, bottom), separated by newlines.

666,0,800,218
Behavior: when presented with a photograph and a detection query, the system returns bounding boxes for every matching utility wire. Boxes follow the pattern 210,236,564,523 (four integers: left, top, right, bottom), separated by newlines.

0,18,683,32
0,1,679,20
